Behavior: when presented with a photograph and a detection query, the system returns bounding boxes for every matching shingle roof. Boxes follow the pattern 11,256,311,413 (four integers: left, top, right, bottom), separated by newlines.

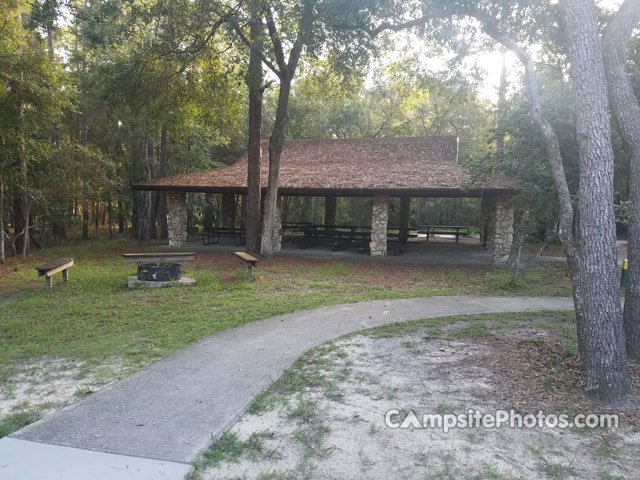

133,136,516,197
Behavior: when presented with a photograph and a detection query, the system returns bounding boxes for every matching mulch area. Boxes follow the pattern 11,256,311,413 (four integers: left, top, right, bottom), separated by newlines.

471,335,640,427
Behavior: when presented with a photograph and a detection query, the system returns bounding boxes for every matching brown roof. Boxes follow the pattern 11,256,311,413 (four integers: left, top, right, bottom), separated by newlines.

133,136,516,197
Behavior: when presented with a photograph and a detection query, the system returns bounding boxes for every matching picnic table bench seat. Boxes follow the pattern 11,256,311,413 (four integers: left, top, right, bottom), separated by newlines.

36,258,74,288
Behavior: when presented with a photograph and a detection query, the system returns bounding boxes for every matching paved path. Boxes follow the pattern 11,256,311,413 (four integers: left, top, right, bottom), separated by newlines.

1,296,574,479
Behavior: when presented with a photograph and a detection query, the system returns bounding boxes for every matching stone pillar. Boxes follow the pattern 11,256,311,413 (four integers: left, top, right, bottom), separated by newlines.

369,195,389,257
167,191,188,247
482,196,514,263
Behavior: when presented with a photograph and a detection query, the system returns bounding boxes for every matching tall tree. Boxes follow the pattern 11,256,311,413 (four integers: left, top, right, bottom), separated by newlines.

245,0,264,254
259,0,316,257
558,0,632,402
604,0,640,361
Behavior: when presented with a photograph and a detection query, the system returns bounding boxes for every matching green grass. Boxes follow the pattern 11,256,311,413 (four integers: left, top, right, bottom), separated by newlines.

0,238,573,385
0,408,43,438
191,430,274,470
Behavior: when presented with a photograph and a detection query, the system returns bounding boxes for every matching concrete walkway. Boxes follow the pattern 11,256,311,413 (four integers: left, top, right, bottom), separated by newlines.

1,296,574,479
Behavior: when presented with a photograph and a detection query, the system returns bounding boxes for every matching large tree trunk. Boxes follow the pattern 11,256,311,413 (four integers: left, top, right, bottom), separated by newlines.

139,134,153,241
495,51,507,172
260,0,313,257
560,0,633,403
0,168,4,263
81,0,89,241
245,0,264,254
158,125,168,239
604,0,640,361
147,139,157,240
261,77,292,257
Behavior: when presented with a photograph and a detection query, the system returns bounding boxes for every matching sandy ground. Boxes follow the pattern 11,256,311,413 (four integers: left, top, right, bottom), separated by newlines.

198,328,640,480
0,358,129,419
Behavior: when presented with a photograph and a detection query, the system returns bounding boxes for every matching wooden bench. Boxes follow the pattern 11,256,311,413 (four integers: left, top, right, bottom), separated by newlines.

234,251,258,281
36,258,74,288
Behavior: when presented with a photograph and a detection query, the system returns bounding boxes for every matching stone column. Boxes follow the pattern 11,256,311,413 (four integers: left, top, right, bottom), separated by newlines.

369,195,389,257
481,196,514,263
492,197,515,262
167,191,188,247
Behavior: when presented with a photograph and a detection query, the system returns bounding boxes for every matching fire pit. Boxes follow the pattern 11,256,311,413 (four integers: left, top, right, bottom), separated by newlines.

137,263,182,282
122,252,196,288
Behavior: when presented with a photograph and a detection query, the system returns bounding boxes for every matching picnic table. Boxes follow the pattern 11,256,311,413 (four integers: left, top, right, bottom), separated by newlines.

418,225,469,243
198,227,246,246
285,223,416,255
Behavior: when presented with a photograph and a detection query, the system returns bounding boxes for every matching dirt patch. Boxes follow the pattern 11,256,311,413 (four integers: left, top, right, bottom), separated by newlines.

196,329,640,480
479,336,640,426
0,358,129,421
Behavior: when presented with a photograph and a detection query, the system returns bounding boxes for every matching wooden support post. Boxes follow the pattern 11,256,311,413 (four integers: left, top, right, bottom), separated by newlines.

62,269,69,282
46,275,53,289
248,264,254,282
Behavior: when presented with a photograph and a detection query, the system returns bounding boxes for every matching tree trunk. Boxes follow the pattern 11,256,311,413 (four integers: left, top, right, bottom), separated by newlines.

245,0,264,254
0,168,4,263
324,196,337,226
94,202,99,234
560,0,633,403
108,201,113,238
118,200,125,233
81,0,89,241
495,51,507,172
261,75,294,257
604,0,640,361
138,134,153,241
479,21,585,351
158,125,168,239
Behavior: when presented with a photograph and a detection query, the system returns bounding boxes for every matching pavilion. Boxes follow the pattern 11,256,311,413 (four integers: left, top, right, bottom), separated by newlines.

133,136,517,261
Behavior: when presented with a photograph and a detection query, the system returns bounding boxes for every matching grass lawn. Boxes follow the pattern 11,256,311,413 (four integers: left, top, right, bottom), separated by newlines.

0,237,573,436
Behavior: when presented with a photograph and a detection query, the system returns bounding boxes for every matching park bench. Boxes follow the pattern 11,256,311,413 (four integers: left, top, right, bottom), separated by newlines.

234,251,258,281
36,258,74,289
